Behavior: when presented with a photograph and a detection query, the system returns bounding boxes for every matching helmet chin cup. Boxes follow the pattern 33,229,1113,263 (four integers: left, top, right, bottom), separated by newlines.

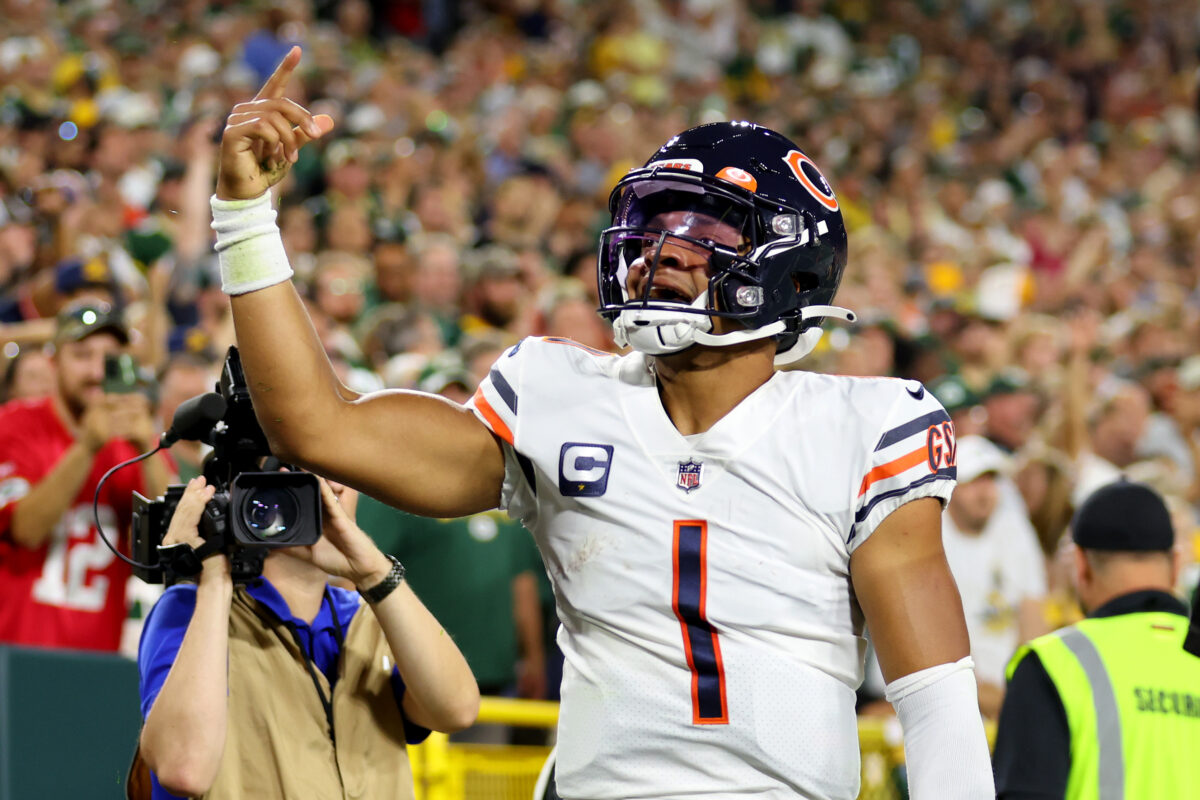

774,327,824,366
614,295,856,363
612,295,714,355
773,304,858,366
614,298,859,364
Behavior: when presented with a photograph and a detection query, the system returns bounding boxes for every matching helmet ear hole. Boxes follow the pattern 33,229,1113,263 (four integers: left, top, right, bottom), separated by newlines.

792,272,819,294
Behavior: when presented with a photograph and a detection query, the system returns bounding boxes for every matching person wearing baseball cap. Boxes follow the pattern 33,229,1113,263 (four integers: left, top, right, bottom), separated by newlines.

53,299,130,346
993,480,1200,799
0,300,173,652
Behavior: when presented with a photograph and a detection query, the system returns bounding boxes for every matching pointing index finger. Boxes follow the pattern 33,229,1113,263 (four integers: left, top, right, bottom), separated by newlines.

254,45,301,101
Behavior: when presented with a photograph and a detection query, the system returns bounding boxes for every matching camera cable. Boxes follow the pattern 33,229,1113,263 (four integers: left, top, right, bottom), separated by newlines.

91,443,166,571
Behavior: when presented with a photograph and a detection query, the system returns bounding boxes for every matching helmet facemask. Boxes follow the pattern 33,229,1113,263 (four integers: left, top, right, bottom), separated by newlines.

599,170,853,362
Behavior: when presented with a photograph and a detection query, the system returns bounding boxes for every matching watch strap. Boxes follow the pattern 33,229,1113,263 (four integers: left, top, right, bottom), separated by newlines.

359,554,405,604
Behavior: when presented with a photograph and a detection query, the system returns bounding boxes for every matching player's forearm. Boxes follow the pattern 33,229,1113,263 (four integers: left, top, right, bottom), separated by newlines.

10,442,95,548
368,581,480,732
140,579,232,797
229,282,348,462
887,657,995,798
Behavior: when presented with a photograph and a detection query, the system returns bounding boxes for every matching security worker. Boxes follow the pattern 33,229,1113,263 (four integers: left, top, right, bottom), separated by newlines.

992,480,1200,798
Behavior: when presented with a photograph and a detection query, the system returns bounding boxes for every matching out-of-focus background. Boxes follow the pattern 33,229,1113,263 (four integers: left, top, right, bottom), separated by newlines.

1,0,1198,797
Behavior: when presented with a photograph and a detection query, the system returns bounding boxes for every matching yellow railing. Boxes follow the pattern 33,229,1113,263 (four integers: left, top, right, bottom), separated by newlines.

411,698,559,800
410,698,995,800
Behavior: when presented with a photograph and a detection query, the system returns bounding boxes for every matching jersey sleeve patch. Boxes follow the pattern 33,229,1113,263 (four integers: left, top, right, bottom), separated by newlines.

851,390,957,546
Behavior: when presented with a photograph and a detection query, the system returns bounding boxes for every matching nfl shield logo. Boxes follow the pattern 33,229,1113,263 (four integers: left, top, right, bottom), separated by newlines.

676,459,703,493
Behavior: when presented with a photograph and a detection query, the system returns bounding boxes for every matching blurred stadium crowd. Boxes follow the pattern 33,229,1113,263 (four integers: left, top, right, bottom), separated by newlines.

1,0,1198,716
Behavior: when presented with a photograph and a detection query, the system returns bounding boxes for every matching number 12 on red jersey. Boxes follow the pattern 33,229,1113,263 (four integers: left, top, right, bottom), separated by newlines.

672,520,729,724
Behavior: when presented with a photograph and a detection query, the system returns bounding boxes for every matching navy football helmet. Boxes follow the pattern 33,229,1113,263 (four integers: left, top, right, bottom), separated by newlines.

597,121,854,364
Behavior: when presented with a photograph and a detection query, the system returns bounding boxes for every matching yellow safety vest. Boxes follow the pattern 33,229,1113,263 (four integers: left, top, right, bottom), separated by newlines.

1008,610,1200,800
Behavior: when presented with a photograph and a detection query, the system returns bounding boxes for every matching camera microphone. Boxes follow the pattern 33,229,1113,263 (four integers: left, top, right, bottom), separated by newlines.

161,392,227,447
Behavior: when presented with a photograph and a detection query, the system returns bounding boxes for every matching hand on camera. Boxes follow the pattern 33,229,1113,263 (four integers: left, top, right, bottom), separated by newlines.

162,476,229,582
289,478,392,592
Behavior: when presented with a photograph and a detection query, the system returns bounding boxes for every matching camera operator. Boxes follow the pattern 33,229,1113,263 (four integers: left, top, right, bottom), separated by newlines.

132,475,479,800
0,300,173,651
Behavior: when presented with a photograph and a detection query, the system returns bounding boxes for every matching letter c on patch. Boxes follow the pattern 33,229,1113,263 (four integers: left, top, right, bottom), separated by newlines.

559,443,614,497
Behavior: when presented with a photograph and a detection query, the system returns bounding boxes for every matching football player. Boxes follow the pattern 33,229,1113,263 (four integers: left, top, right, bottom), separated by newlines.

211,48,993,799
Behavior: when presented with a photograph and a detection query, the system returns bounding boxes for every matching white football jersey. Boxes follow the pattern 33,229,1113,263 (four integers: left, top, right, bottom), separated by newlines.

467,337,957,800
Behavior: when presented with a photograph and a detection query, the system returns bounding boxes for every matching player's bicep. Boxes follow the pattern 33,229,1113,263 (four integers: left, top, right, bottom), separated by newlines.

849,497,969,684
299,389,506,518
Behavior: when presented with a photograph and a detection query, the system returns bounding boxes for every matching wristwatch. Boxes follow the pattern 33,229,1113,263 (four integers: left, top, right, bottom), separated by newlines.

359,555,405,604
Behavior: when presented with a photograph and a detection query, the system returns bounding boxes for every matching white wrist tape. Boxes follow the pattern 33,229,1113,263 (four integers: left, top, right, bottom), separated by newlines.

210,191,293,295
885,657,994,799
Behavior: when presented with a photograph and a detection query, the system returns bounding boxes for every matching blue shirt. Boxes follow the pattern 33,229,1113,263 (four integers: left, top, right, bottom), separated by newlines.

138,577,429,799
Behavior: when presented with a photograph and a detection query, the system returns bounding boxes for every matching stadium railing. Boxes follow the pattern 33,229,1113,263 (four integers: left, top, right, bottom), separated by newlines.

409,697,997,800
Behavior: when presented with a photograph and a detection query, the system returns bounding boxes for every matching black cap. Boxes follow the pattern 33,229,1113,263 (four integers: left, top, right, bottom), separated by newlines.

54,301,129,345
1072,480,1174,552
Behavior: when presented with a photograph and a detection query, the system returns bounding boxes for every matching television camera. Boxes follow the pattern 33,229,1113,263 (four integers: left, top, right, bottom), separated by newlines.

130,346,321,584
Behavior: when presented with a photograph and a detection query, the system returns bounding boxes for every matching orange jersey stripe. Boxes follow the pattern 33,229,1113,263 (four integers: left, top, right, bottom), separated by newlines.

858,446,928,497
472,388,515,446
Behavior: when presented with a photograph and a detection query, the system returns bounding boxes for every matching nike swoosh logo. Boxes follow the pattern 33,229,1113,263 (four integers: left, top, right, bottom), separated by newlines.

906,384,925,400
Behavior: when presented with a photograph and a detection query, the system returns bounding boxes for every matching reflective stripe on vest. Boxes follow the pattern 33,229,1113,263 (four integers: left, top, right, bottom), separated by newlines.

1058,628,1123,800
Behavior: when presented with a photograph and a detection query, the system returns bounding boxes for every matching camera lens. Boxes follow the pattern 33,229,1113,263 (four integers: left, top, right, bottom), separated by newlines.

241,488,299,539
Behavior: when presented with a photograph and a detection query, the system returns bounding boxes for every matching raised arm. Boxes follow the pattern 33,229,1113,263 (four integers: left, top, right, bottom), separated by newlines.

216,48,504,516
850,497,994,798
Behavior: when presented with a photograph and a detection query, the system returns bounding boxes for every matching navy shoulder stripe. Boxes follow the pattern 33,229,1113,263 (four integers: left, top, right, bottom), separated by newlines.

874,409,951,451
848,468,956,542
488,368,518,414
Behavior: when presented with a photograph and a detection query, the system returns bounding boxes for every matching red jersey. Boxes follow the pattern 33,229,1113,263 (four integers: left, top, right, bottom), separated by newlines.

0,397,147,651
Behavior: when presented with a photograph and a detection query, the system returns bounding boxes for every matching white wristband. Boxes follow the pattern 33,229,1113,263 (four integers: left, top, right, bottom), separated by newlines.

210,191,293,295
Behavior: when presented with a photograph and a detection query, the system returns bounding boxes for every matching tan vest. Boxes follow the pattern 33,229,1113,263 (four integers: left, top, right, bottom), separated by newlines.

130,588,415,800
